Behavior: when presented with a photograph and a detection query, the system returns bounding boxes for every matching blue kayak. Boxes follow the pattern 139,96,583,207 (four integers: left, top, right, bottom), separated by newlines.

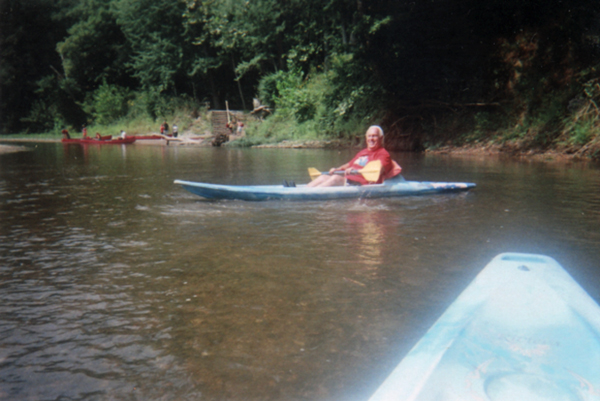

369,253,600,401
173,176,475,201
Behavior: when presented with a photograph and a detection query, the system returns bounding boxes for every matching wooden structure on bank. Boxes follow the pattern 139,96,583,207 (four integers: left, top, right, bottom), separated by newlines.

210,109,245,146
210,99,268,146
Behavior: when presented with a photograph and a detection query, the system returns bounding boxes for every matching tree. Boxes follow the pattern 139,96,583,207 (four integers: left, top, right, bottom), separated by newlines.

116,0,188,94
0,0,69,133
56,0,132,93
184,0,260,110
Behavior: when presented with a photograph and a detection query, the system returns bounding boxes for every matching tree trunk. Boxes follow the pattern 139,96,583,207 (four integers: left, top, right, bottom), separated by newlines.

207,70,220,109
232,55,247,111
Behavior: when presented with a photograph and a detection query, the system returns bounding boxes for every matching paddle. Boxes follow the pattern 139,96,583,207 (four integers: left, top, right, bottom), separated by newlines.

308,160,382,183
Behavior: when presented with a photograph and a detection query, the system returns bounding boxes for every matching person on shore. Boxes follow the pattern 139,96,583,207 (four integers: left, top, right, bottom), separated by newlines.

226,121,234,134
82,125,88,138
163,121,169,136
306,126,400,187
172,124,178,138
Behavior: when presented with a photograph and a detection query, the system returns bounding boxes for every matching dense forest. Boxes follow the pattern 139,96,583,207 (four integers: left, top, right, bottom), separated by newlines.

2,0,600,156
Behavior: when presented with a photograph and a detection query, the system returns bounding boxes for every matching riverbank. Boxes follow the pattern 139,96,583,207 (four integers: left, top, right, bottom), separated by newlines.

2,136,599,163
426,141,600,163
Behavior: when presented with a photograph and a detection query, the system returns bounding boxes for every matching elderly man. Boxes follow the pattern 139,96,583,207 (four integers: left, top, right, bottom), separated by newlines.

307,125,397,187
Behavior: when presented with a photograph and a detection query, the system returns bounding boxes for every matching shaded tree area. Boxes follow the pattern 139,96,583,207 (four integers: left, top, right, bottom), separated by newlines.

1,0,74,133
2,0,600,155
361,0,600,151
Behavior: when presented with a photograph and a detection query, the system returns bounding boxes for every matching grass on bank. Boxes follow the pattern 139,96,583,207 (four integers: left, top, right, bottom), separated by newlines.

3,108,213,140
420,94,600,160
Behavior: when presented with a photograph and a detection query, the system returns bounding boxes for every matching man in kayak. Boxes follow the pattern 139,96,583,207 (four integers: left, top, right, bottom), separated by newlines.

306,125,399,187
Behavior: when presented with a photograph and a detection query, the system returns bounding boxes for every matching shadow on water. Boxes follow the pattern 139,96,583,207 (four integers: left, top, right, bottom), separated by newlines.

0,142,599,400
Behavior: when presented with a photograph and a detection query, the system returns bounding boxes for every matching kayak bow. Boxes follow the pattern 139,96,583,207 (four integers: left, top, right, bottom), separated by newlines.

369,253,600,401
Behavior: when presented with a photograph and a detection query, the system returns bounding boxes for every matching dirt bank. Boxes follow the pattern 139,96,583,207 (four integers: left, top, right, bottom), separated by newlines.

426,143,600,163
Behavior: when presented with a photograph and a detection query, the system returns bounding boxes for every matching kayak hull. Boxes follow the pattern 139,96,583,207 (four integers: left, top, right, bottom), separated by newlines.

62,137,136,145
369,253,600,401
173,176,475,201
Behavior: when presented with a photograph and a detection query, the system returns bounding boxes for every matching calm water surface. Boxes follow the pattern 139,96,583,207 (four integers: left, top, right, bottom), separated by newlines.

1,142,599,401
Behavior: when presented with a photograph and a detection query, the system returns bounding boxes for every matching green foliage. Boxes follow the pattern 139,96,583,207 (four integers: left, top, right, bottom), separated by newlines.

256,72,280,109
20,100,65,133
561,95,600,146
234,113,321,146
248,53,385,144
450,111,510,144
82,94,209,137
272,67,321,122
0,0,69,133
323,53,384,122
117,0,188,93
510,94,571,146
57,1,129,90
569,118,596,145
19,73,87,133
128,34,181,92
4,0,600,161
84,82,131,125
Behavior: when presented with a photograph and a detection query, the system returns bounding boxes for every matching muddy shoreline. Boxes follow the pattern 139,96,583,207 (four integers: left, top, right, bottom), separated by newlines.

425,143,600,163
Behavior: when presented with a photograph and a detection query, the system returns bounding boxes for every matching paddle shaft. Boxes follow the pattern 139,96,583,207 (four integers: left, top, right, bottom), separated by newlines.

308,160,382,182
329,169,363,176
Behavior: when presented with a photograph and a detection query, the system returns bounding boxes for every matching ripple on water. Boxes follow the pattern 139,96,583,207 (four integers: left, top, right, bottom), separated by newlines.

1,145,599,401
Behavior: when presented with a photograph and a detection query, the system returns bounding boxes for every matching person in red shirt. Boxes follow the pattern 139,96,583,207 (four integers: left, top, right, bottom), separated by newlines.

307,126,400,187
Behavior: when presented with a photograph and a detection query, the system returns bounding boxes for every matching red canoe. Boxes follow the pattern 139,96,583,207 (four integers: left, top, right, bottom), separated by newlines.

62,137,136,145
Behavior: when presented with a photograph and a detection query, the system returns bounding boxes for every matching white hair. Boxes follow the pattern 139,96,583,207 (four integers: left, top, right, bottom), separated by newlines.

369,125,384,137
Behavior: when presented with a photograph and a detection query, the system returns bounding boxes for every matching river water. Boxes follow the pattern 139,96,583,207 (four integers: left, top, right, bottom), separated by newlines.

1,141,599,401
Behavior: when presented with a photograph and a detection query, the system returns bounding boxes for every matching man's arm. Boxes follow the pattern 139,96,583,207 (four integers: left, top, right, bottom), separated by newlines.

330,162,351,174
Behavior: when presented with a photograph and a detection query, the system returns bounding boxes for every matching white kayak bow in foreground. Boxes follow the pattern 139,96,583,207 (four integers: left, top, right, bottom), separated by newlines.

369,252,600,401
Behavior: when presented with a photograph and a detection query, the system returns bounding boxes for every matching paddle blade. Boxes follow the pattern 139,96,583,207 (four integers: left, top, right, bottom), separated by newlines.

308,167,322,181
359,160,382,182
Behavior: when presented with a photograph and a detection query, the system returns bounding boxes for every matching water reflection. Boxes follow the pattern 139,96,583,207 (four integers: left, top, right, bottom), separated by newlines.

0,143,599,400
345,204,389,269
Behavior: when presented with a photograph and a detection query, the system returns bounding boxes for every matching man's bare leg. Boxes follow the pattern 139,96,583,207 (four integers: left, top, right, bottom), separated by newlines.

306,174,345,187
